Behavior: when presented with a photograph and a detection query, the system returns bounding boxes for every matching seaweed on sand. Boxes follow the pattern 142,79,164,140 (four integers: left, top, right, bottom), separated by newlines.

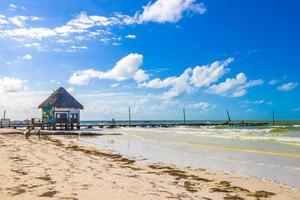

38,190,58,197
43,136,136,165
184,181,198,193
224,195,245,200
209,188,230,193
248,190,275,199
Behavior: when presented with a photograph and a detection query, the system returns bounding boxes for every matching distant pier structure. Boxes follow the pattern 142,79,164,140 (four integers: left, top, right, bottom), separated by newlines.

38,87,84,130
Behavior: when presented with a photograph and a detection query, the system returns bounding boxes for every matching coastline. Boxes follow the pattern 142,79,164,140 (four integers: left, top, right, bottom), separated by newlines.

0,129,299,200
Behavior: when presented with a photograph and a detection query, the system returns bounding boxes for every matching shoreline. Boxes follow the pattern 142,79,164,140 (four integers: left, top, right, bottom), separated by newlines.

0,129,300,199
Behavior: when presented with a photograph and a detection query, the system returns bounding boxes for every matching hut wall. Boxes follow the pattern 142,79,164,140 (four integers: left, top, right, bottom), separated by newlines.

42,107,54,124
54,108,80,124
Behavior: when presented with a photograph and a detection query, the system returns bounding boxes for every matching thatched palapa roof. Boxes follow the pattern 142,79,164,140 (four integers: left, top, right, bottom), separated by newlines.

38,87,84,109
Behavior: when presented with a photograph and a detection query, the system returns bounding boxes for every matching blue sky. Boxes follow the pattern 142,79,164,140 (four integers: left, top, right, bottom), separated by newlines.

0,0,299,120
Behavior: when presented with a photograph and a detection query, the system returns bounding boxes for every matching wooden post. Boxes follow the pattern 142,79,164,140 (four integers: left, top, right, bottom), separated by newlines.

227,109,231,123
272,111,275,125
183,108,186,125
128,107,131,125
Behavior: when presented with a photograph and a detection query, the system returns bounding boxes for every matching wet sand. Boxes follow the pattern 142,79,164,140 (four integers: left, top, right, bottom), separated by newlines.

0,129,299,200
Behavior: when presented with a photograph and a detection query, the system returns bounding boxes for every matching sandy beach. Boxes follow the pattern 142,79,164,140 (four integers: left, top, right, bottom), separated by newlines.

0,129,299,200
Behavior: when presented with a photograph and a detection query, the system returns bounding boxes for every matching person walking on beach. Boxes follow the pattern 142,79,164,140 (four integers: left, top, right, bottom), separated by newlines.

24,128,32,139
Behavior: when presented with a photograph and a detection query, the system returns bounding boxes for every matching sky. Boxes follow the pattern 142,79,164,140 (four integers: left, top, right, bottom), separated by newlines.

0,0,299,120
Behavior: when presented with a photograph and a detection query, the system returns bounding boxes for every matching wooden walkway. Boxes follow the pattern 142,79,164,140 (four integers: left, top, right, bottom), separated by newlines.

5,121,269,130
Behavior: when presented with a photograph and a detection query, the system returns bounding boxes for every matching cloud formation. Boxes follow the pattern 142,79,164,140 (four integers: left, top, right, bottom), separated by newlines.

0,1,206,46
190,58,233,87
22,54,32,60
0,77,26,93
141,57,262,99
187,102,215,111
277,82,298,92
138,0,206,23
69,53,148,85
207,73,263,97
125,34,136,39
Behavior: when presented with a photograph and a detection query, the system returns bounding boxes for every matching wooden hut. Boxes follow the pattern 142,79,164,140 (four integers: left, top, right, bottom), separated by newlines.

38,87,84,130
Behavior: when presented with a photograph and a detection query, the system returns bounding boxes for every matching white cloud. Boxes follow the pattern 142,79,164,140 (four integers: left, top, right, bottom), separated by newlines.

105,53,143,81
9,4,17,11
49,80,61,85
0,2,205,44
190,57,233,87
277,82,298,92
141,76,177,88
9,4,17,9
161,68,195,100
0,12,127,41
0,15,9,25
0,77,25,93
22,54,32,60
69,53,147,85
0,90,49,120
67,12,116,29
142,57,236,99
9,16,29,27
207,73,263,97
8,4,26,11
0,28,57,40
110,83,120,88
24,43,40,48
30,16,43,21
187,102,215,111
138,0,206,23
112,42,121,46
70,45,88,49
100,38,111,44
134,69,149,82
67,87,75,93
268,79,279,85
244,100,265,104
246,108,255,113
243,99,273,106
69,69,103,85
0,15,42,28
0,19,8,25
125,34,137,39
57,39,72,44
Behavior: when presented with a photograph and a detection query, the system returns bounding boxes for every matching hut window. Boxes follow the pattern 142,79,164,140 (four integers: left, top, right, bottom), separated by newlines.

71,114,77,119
56,113,67,119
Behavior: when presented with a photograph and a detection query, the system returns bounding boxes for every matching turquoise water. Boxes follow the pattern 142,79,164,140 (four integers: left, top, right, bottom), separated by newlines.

76,124,300,188
81,120,300,126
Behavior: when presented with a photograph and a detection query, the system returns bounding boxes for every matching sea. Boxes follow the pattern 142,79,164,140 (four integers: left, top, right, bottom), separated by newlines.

77,120,300,189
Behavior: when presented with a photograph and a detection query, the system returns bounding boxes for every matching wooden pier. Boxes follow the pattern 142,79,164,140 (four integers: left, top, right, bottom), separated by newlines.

6,121,269,130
